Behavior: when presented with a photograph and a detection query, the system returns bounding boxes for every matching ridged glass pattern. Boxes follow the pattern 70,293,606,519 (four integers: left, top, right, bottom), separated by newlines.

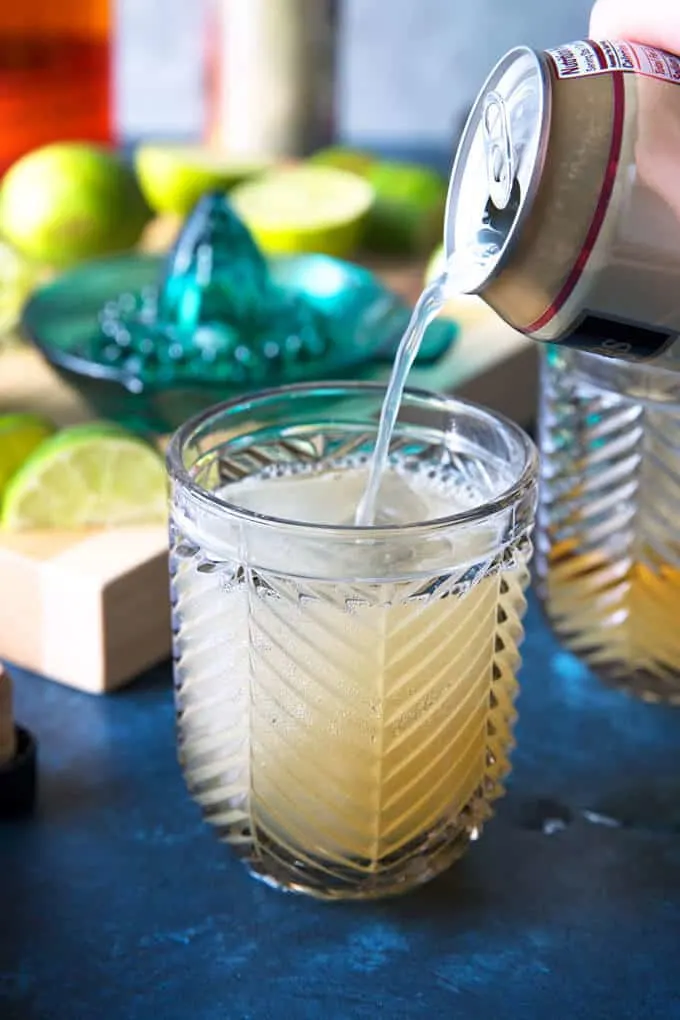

537,347,680,703
170,430,532,899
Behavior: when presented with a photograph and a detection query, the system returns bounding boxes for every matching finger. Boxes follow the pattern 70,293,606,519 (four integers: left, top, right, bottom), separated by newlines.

590,0,680,56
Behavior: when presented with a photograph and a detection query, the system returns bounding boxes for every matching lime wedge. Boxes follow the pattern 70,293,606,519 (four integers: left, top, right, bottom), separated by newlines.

0,413,56,499
135,144,269,216
1,424,167,531
229,165,375,257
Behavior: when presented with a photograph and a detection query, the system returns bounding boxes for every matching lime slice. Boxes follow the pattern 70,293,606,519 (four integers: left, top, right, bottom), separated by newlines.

0,413,56,499
1,425,167,531
230,165,375,257
135,144,269,216
364,161,447,255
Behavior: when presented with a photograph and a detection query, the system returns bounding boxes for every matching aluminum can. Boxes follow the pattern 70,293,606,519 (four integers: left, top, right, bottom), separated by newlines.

445,40,680,367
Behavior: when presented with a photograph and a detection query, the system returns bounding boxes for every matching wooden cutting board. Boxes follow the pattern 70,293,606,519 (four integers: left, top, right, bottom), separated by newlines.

0,224,536,692
0,525,170,693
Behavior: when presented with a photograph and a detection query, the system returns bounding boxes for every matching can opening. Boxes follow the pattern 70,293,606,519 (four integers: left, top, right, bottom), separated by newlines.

444,46,549,293
482,90,517,211
480,178,522,249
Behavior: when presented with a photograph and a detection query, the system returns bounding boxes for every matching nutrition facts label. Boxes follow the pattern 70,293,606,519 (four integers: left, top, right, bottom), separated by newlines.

548,39,680,85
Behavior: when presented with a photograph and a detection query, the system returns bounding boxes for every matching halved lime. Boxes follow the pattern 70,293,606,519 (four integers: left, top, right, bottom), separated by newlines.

135,144,269,216
229,165,375,257
0,413,56,499
1,424,167,531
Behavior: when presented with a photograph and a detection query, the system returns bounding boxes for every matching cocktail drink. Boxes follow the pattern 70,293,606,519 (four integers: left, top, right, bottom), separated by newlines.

167,383,537,899
537,346,680,703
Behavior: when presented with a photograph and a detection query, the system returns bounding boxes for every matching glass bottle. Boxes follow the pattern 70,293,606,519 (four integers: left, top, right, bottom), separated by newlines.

537,345,680,703
0,0,113,173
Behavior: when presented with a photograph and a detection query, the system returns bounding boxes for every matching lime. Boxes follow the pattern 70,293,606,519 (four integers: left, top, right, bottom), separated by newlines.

1,424,167,531
135,144,269,216
230,165,374,257
0,143,151,268
0,413,56,500
363,162,447,256
309,146,375,178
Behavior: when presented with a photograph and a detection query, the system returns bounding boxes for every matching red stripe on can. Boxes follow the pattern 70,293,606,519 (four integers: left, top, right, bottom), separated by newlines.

525,70,626,334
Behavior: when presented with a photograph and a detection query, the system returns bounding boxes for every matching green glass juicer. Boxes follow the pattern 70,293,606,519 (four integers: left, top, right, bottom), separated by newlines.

22,193,458,433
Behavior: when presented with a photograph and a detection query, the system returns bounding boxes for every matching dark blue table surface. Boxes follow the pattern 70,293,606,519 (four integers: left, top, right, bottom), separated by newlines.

2,592,680,1020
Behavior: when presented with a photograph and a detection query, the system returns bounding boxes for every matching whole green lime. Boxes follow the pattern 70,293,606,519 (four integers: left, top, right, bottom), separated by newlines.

0,143,152,268
364,162,447,256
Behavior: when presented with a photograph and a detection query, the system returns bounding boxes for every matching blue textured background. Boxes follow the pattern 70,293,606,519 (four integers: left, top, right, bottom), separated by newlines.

3,593,680,1019
117,0,594,147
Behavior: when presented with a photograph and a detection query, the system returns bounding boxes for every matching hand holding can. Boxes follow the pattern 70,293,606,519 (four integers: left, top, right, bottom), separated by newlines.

590,0,680,56
591,0,680,224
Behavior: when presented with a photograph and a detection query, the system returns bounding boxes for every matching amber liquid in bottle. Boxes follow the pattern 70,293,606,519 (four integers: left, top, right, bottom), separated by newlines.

0,0,112,172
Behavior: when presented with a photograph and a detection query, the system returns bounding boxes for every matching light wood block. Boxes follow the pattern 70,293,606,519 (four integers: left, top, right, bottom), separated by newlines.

0,526,171,693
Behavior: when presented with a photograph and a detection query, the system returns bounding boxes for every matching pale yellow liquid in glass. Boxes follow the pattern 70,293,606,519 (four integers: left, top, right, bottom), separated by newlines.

546,540,680,694
172,459,527,888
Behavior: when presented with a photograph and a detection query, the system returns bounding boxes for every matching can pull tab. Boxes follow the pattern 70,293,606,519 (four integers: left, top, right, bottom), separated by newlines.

482,90,516,211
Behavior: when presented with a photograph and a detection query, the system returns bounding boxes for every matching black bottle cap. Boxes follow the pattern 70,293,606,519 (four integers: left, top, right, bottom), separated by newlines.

0,725,37,818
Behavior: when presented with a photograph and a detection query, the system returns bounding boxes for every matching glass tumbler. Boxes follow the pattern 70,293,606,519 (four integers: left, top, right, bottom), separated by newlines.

537,346,680,703
167,383,538,900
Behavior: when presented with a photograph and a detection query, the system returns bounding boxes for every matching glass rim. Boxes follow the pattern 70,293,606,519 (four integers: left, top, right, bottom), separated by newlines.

166,381,538,536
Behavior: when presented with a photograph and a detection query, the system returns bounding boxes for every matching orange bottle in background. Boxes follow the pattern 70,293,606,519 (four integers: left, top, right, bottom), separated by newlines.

0,0,113,173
